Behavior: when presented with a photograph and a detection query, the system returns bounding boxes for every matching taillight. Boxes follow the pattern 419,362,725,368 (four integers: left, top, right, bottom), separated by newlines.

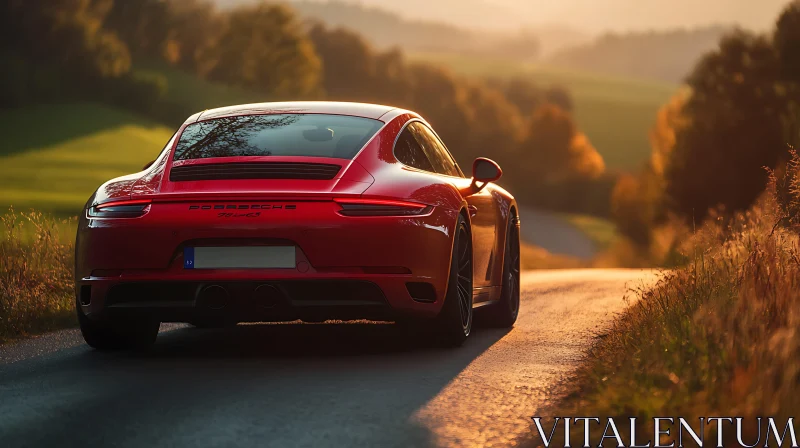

334,198,432,217
88,199,151,218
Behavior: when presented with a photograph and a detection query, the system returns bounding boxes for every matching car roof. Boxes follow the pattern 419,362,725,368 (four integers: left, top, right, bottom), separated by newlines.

191,101,409,123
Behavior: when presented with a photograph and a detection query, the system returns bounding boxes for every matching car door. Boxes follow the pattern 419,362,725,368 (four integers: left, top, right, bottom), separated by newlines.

407,122,499,292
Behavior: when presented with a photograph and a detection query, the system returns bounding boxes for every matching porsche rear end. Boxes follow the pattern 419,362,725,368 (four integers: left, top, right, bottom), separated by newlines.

75,113,454,325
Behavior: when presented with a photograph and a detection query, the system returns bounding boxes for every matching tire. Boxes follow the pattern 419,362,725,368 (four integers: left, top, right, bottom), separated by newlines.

481,213,520,328
77,305,159,350
433,214,473,347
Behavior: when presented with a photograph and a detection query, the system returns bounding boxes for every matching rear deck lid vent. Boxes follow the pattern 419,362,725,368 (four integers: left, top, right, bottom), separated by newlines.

169,162,342,181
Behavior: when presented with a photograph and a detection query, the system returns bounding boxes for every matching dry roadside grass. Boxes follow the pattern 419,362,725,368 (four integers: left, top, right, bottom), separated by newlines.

0,208,75,343
529,155,800,445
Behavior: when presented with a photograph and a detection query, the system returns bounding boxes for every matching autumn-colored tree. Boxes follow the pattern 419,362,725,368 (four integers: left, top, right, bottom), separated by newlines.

618,90,689,244
519,104,604,184
649,89,690,180
460,81,524,167
207,3,321,98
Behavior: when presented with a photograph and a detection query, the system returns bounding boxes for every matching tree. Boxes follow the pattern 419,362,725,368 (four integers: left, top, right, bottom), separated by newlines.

774,1,800,148
207,3,321,98
649,90,689,180
166,0,225,75
307,24,381,101
775,0,800,81
105,0,172,59
0,0,132,106
2,0,131,80
457,81,524,168
664,30,788,220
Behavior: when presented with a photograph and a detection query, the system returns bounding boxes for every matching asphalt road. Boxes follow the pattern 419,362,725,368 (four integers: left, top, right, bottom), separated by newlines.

0,269,657,448
517,206,597,260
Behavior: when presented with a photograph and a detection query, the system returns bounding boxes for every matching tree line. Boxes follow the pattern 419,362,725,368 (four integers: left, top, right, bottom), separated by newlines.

612,0,800,252
1,0,609,216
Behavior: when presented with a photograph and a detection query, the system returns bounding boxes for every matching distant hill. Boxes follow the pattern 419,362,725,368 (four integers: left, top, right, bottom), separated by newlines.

215,0,785,35
211,0,589,60
289,1,482,54
547,26,731,83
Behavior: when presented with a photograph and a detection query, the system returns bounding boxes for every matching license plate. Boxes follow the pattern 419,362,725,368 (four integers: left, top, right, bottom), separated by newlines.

184,246,296,269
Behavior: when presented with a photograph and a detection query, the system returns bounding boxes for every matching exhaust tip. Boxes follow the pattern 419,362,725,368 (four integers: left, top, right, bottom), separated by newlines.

253,284,286,310
197,285,229,310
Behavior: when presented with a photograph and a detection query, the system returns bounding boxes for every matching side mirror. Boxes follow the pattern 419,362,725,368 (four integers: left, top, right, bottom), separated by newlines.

461,158,502,196
142,160,155,171
473,157,502,183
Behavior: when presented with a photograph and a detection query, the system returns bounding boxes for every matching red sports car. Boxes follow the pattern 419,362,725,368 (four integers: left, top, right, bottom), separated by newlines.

74,102,520,349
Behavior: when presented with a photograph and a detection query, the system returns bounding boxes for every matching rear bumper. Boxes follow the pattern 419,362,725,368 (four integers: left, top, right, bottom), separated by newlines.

75,199,458,322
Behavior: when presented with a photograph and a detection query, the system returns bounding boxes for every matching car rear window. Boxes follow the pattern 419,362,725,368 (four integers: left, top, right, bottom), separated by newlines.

174,114,383,161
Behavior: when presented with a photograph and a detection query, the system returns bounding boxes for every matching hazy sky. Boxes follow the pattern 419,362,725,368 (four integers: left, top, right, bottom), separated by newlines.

343,0,791,33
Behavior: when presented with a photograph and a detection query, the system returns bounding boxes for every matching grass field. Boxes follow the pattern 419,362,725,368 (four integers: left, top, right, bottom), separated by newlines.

0,59,266,218
407,51,679,171
0,103,173,216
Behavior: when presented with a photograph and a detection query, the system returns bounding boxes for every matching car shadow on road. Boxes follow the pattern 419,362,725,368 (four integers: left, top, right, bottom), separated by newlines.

141,322,506,358
0,323,511,448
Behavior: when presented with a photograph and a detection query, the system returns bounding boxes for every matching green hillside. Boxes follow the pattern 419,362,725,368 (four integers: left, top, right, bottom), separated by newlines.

408,51,678,171
0,103,174,216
